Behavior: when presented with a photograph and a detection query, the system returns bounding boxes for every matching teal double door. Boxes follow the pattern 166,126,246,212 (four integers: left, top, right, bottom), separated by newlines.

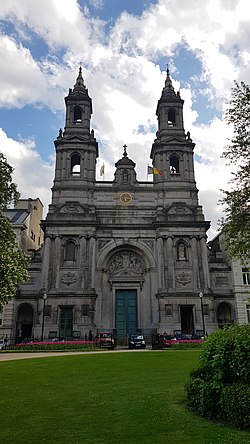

115,290,138,343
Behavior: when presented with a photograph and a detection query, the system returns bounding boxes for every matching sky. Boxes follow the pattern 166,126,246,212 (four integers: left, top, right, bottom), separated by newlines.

0,0,250,240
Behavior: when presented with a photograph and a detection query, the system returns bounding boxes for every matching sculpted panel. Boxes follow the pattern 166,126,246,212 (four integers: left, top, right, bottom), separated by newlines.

108,251,144,277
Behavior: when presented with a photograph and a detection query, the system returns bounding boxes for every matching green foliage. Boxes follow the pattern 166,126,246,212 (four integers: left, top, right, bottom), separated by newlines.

220,384,250,429
220,81,250,258
0,153,29,310
0,152,20,211
186,325,250,429
185,378,219,419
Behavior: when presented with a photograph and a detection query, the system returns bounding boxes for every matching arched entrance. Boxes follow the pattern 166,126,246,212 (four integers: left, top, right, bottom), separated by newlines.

217,302,233,327
16,303,34,341
107,249,145,345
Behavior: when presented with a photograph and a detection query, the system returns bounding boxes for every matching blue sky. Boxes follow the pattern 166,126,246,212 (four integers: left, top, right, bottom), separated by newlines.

0,0,249,238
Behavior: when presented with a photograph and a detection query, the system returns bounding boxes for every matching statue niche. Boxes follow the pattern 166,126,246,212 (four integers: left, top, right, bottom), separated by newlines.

108,251,144,277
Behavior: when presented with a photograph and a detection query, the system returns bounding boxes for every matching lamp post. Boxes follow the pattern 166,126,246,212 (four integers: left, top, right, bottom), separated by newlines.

41,293,47,342
199,292,205,337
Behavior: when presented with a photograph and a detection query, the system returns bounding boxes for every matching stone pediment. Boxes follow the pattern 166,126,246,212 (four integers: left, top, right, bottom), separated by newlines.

166,203,194,216
58,202,96,215
62,134,91,142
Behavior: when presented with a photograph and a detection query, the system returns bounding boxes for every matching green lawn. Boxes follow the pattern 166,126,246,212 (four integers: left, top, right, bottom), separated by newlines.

0,351,249,444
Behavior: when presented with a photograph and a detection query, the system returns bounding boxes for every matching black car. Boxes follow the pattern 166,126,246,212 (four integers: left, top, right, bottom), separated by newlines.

128,334,146,349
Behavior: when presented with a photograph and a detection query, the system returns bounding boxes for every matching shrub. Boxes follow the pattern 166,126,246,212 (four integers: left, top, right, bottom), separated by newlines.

185,378,219,419
220,384,250,429
186,324,250,429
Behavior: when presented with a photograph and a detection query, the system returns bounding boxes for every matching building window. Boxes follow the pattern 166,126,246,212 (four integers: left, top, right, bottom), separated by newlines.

71,153,81,175
203,304,209,316
73,106,82,123
169,154,179,174
167,108,176,126
247,305,250,323
242,268,250,285
65,241,76,261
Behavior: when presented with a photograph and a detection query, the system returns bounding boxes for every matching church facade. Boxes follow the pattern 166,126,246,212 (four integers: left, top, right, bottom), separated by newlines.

1,69,238,344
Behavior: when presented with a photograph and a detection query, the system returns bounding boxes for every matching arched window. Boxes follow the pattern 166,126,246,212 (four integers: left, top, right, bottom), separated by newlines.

170,155,179,174
168,108,176,126
65,240,76,261
217,302,233,327
74,106,82,124
71,153,81,175
177,241,187,260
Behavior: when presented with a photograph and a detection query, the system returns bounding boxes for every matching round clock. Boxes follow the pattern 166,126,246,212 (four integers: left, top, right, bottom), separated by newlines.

120,192,132,205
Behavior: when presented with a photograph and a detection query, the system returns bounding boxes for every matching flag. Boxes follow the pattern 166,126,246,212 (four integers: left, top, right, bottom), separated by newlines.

147,165,163,175
100,163,105,176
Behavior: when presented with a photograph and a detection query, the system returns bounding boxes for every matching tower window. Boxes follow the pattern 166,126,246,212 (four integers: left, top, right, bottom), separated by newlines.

170,155,179,174
168,108,176,126
65,240,76,261
71,153,81,175
242,268,250,285
73,106,82,124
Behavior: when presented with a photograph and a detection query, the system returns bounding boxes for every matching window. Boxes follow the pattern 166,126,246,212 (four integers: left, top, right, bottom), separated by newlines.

247,305,250,323
73,106,82,123
242,268,250,285
71,153,81,175
65,241,76,261
167,108,176,126
165,304,173,316
170,154,179,174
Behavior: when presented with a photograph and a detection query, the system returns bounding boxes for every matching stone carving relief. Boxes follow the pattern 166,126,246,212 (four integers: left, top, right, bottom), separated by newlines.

176,271,191,286
108,251,144,277
144,240,154,250
98,239,110,251
168,205,193,215
61,272,77,286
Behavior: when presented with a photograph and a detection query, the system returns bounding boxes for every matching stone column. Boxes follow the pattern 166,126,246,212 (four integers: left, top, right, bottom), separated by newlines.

157,236,164,289
54,236,61,290
200,235,211,290
79,236,87,289
191,236,200,289
166,236,175,289
90,236,96,289
42,235,52,290
62,150,67,179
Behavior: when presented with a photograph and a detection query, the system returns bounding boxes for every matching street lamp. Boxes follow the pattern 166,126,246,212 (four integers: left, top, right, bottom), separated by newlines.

199,292,205,337
41,293,47,342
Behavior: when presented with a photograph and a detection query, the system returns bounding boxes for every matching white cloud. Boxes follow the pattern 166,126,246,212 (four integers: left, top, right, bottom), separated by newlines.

0,128,54,215
0,0,249,240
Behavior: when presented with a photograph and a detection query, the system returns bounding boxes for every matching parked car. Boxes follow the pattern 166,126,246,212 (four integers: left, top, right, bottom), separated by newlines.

96,332,115,350
128,334,146,349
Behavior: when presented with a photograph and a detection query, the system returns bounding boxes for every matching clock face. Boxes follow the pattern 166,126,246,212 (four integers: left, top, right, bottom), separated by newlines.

120,192,132,205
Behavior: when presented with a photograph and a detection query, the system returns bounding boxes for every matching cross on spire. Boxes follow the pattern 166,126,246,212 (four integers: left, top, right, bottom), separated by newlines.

123,144,128,157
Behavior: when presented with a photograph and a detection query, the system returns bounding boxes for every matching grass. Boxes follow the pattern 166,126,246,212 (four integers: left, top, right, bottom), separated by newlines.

0,351,249,444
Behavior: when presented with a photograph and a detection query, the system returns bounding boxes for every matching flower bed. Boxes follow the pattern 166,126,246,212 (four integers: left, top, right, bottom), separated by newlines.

14,340,98,352
164,340,204,349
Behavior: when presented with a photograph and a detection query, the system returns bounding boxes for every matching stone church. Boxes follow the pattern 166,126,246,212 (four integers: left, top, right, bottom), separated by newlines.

1,68,238,344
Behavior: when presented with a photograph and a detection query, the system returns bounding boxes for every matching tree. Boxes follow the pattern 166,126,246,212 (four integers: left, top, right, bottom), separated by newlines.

0,152,29,310
220,81,250,259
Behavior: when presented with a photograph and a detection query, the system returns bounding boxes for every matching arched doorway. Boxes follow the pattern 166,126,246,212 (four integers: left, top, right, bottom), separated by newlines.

16,303,34,341
217,302,233,327
107,250,145,345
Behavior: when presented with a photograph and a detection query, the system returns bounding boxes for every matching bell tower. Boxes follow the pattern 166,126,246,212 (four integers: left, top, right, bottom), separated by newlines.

51,68,98,208
151,68,196,195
